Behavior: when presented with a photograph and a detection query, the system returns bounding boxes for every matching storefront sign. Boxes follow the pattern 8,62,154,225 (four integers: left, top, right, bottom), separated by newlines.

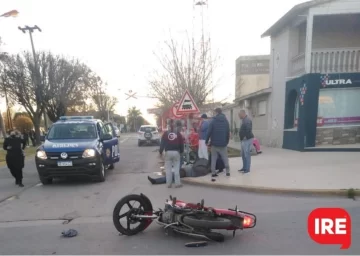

321,74,354,88
317,116,360,126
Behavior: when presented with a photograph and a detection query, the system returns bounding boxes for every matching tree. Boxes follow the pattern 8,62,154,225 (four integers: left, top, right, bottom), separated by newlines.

127,106,142,132
0,37,8,137
13,115,33,133
149,34,218,108
2,107,14,132
89,75,118,120
13,111,30,120
112,114,126,125
0,51,53,145
45,54,92,122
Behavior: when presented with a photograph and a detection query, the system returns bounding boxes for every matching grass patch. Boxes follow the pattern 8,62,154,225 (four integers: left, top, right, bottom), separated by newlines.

228,147,241,158
0,146,37,162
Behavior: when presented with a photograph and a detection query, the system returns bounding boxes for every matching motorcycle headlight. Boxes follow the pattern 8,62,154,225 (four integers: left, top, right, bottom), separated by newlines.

36,150,47,160
82,149,96,158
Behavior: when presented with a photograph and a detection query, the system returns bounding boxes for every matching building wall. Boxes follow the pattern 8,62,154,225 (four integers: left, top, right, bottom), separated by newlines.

248,95,271,145
267,27,291,147
236,74,270,98
235,55,270,99
223,104,242,134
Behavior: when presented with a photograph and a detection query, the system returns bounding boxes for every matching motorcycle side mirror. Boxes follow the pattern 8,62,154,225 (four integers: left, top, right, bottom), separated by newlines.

169,195,173,201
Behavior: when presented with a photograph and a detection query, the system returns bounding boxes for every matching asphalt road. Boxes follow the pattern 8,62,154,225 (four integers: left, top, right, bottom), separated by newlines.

0,134,359,255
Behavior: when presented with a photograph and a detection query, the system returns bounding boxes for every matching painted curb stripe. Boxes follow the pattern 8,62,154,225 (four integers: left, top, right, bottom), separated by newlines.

182,179,360,197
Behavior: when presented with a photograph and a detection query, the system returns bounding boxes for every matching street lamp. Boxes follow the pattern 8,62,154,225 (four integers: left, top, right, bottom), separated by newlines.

18,25,47,130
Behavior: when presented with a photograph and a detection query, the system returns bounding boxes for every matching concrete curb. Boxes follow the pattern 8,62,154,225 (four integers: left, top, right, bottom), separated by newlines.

182,178,360,197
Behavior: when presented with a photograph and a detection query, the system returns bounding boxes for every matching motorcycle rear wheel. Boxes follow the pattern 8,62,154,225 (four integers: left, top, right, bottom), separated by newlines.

183,216,232,229
205,232,225,242
113,194,152,236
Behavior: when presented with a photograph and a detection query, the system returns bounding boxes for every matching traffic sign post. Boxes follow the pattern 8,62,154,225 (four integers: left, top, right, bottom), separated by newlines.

176,90,200,164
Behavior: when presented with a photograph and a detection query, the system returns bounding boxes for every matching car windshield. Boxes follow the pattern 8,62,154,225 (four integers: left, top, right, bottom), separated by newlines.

140,127,156,132
47,123,97,140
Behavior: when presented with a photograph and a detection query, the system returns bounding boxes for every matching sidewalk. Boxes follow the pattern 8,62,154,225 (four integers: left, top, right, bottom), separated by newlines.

183,146,360,196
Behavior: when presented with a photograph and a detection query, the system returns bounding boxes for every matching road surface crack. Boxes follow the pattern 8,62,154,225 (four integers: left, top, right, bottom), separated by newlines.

0,217,76,224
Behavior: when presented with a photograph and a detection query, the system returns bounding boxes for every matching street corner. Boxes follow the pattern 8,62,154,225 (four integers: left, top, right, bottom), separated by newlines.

182,174,360,197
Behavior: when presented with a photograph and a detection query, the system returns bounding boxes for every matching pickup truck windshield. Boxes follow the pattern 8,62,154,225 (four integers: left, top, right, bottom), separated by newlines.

47,123,97,140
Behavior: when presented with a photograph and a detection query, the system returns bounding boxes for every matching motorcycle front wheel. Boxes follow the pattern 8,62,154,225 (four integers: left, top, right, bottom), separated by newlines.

113,194,152,236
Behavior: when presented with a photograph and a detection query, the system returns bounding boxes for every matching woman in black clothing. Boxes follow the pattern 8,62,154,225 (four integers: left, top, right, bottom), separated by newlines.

3,130,26,187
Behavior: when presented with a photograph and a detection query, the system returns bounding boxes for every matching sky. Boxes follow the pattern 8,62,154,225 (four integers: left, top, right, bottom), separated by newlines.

0,0,307,124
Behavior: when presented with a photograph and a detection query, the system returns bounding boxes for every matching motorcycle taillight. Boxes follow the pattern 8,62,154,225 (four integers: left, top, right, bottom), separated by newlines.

243,216,253,228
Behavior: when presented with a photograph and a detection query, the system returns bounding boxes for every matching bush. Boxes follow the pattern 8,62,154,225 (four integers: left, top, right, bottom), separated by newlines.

13,115,33,133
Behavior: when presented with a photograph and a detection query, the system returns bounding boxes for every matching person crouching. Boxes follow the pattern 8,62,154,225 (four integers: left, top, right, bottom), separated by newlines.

3,130,26,187
159,119,185,188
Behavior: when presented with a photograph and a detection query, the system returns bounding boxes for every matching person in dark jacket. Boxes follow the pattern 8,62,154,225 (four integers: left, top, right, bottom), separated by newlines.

3,130,26,187
205,108,230,178
159,119,184,188
23,130,29,147
198,114,209,160
238,110,254,174
30,130,36,147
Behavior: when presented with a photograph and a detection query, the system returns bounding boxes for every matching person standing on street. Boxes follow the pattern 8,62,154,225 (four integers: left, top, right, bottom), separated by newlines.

205,108,231,178
3,130,26,187
159,119,184,188
30,129,36,147
238,110,254,174
198,114,209,160
23,130,29,147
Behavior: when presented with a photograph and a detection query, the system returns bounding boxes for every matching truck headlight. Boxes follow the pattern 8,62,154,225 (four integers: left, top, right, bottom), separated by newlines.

36,150,47,160
82,149,96,158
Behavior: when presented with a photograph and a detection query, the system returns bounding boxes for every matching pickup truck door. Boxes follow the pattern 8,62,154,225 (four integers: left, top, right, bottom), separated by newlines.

104,122,120,164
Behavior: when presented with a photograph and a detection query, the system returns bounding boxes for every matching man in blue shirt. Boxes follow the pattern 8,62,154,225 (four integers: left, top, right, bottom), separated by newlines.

198,114,209,160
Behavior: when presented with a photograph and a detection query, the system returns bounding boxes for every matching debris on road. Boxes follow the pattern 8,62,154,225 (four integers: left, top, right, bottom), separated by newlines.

185,241,208,247
61,229,78,238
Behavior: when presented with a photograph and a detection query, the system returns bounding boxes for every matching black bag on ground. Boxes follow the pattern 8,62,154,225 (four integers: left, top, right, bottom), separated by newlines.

192,158,210,177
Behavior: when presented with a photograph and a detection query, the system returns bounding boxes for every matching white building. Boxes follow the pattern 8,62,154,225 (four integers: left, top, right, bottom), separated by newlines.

262,0,360,150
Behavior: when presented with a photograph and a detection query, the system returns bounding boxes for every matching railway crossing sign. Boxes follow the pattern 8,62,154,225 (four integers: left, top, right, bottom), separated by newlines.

176,90,200,114
125,90,137,100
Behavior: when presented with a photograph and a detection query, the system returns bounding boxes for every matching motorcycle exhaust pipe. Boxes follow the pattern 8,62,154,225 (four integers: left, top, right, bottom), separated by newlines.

132,214,159,219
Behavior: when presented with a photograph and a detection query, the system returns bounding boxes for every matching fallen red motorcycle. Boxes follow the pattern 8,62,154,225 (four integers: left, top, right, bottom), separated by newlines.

112,193,257,242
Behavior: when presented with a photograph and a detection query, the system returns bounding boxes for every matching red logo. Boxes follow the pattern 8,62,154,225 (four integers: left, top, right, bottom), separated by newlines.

308,208,351,249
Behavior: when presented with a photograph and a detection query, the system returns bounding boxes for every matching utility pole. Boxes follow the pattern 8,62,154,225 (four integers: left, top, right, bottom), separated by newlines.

18,25,48,130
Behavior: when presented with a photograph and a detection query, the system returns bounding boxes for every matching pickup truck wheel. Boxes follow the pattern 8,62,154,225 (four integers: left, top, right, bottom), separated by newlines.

40,176,53,185
138,140,142,147
97,159,106,182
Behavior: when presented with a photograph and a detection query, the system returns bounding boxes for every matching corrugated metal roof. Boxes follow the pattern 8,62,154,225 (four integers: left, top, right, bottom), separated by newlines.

261,0,335,38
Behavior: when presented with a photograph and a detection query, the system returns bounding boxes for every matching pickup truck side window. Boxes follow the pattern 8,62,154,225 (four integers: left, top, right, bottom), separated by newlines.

97,122,105,137
104,123,114,137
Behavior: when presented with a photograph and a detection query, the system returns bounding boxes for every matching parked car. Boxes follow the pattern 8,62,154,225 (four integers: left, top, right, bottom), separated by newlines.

138,125,160,146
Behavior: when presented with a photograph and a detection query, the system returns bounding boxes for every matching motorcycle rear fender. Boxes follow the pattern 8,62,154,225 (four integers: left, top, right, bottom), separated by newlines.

140,193,153,212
